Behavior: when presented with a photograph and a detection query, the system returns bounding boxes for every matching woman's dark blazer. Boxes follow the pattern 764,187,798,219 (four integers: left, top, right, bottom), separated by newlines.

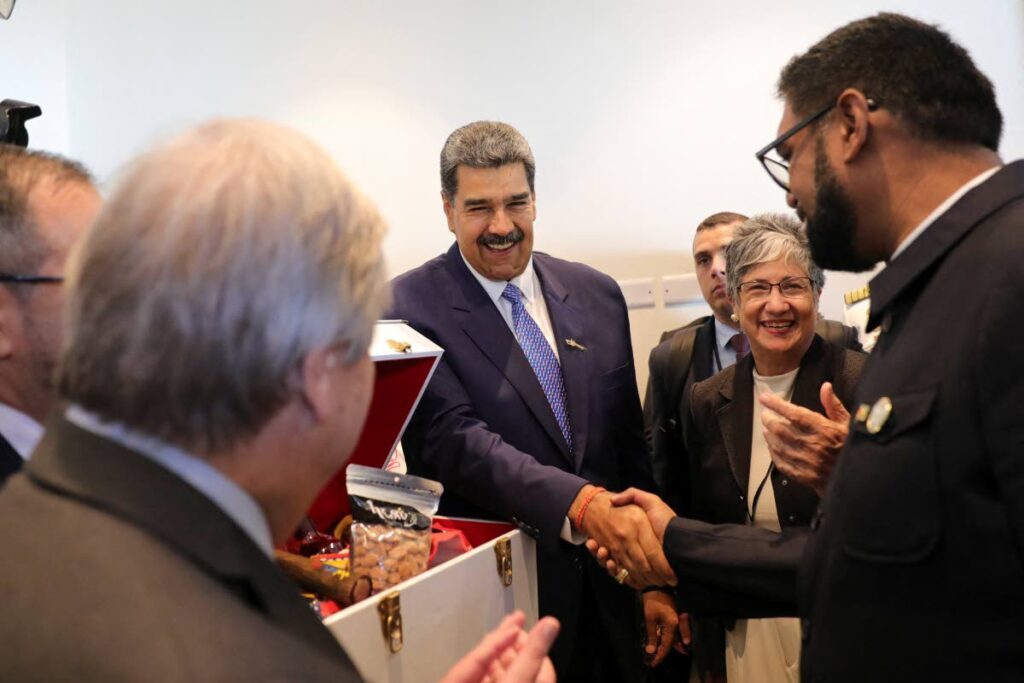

678,334,866,677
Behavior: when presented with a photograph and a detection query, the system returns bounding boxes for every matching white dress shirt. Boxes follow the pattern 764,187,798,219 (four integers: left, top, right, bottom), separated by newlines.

0,402,43,460
65,404,275,558
460,252,561,361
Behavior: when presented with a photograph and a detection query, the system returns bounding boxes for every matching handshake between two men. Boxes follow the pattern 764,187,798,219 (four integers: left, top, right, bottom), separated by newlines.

576,384,851,664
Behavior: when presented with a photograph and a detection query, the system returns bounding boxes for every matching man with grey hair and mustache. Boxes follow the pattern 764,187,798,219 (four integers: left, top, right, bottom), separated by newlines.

0,120,559,682
390,120,676,682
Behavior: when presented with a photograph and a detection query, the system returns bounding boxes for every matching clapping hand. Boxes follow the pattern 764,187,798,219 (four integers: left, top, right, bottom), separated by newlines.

441,611,559,683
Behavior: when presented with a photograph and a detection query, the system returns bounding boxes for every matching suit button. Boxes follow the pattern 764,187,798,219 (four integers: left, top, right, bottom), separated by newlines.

781,479,789,487
787,514,796,524
668,418,678,430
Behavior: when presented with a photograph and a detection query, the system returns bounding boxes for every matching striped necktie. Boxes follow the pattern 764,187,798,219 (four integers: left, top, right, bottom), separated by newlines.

501,283,573,453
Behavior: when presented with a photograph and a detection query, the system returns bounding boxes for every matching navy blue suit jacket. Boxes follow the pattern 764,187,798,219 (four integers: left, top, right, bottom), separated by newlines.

389,244,654,678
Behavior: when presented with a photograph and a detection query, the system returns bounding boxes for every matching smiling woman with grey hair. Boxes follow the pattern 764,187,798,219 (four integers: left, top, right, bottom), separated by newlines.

675,213,865,683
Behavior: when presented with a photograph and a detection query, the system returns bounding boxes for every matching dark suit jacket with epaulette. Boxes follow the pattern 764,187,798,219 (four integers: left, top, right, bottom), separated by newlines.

662,161,1024,681
0,418,361,681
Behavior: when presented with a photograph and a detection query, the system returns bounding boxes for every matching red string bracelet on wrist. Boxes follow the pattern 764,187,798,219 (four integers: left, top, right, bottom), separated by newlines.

574,486,606,531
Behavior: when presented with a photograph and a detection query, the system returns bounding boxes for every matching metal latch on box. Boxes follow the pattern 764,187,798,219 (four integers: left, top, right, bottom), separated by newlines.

378,591,403,653
494,537,513,587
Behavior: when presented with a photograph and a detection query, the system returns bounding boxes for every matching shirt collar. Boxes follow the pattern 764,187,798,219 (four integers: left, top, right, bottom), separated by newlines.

64,404,275,558
890,166,1001,261
459,248,538,305
0,402,43,460
713,316,741,351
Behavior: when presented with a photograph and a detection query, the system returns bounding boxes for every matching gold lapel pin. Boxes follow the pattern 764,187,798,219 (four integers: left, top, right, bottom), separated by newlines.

386,339,412,354
565,338,587,352
865,396,893,434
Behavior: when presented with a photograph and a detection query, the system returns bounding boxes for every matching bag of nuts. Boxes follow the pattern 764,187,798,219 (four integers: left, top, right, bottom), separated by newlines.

346,464,444,594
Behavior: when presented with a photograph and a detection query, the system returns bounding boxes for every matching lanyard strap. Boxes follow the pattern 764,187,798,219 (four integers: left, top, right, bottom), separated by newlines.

746,462,774,524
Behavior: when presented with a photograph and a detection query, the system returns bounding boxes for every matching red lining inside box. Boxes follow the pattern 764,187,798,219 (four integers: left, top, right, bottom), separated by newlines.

307,355,437,532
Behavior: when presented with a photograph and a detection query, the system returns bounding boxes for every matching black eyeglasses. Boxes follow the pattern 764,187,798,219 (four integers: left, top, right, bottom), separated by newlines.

755,98,879,192
0,274,64,285
737,276,814,300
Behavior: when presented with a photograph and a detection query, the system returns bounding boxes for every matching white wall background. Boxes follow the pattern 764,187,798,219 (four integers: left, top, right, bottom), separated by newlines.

3,0,1022,391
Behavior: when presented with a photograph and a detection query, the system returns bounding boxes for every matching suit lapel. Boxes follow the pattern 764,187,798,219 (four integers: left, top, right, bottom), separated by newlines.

535,256,590,470
691,317,717,381
0,431,23,482
26,418,351,666
444,247,573,465
717,356,754,495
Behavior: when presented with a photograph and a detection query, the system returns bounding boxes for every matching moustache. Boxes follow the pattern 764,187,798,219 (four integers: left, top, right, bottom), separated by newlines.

478,228,525,248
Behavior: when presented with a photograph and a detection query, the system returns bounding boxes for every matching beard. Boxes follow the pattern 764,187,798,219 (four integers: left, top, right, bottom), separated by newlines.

805,139,878,272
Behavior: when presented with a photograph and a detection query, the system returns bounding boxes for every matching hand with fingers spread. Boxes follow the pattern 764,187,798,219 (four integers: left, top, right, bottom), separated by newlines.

571,485,677,589
642,590,679,667
440,611,560,683
583,488,677,588
760,381,849,496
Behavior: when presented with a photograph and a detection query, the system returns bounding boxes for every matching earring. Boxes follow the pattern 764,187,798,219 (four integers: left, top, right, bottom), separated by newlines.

730,313,739,323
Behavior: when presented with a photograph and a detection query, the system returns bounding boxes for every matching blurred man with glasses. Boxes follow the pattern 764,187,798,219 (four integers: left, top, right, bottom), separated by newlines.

0,145,100,484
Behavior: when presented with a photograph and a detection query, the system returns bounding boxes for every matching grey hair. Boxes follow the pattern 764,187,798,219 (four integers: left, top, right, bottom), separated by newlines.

59,119,389,453
440,121,535,199
725,213,825,303
0,144,94,276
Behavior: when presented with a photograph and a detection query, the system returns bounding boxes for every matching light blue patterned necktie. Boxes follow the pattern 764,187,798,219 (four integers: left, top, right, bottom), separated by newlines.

501,283,573,453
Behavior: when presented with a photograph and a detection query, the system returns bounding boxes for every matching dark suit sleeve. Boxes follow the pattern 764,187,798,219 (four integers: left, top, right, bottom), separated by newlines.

648,344,690,515
643,329,676,453
663,517,805,618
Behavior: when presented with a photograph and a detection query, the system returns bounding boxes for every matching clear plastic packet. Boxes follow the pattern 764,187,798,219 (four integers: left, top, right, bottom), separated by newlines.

346,464,444,593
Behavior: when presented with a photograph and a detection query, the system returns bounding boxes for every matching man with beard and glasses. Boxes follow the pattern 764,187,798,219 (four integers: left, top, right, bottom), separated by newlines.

389,120,675,683
589,12,1024,681
0,145,100,485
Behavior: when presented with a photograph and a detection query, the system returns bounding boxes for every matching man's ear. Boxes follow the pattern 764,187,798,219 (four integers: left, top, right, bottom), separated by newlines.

299,345,338,423
442,191,456,235
836,88,874,164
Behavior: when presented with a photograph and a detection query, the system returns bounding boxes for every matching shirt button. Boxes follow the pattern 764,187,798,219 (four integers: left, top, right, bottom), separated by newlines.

781,479,789,486
739,495,745,502
787,514,796,524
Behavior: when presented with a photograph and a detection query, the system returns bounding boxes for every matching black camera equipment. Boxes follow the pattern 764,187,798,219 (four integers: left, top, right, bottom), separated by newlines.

0,100,42,147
